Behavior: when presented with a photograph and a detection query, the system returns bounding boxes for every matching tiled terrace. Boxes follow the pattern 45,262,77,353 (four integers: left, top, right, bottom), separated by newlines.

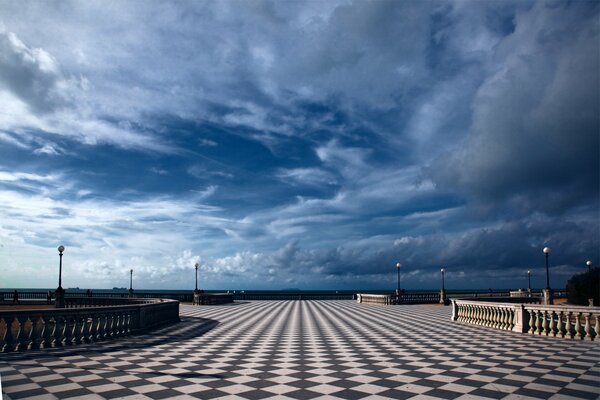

1,301,599,399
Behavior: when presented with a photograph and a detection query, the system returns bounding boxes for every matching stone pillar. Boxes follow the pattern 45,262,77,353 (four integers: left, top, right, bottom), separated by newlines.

54,287,65,308
193,290,201,305
439,288,448,305
542,288,554,305
513,304,528,333
128,288,134,298
588,298,594,307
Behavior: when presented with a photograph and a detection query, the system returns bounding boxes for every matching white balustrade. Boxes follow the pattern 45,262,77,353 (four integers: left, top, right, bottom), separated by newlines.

0,298,179,352
452,299,600,341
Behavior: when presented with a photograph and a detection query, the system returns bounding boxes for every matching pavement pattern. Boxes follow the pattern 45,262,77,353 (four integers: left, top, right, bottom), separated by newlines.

0,301,599,400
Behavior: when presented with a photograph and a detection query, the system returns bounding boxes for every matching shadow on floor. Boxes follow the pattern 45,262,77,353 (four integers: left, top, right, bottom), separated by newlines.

0,316,219,365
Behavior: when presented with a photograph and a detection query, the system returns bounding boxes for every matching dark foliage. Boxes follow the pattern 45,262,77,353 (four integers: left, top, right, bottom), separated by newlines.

566,267,600,306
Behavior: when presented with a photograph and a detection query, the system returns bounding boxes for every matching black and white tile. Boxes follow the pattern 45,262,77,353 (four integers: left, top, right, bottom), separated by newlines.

1,301,598,399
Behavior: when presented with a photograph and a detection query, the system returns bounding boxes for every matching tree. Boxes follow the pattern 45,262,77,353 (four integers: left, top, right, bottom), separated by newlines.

566,268,599,306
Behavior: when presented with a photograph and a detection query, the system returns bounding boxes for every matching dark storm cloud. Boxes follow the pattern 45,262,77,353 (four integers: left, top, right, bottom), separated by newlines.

0,0,598,290
428,1,599,216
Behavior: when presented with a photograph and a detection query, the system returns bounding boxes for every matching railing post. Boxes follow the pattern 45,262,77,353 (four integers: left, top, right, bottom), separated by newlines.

513,304,527,333
451,300,458,321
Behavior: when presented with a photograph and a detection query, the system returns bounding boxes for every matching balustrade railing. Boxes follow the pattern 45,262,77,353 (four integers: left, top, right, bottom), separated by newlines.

357,294,394,304
0,298,179,352
452,299,599,341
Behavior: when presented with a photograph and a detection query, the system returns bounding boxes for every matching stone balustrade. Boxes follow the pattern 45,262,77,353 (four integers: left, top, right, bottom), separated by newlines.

452,299,600,341
0,298,179,352
193,293,234,305
357,294,394,304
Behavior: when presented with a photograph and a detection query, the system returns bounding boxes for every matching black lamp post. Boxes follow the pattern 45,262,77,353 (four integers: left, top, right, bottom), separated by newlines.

55,245,66,308
396,262,401,296
129,269,133,290
586,260,592,272
441,268,445,290
543,247,551,289
527,270,531,291
195,262,199,291
57,245,65,289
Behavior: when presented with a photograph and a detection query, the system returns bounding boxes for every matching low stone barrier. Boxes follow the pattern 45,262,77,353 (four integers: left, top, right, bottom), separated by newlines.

357,292,442,305
0,298,180,352
357,294,393,304
452,299,600,340
193,293,234,305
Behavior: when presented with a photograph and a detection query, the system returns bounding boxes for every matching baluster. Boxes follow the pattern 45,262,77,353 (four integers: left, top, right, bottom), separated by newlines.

17,317,31,351
123,312,130,334
54,316,65,346
594,313,600,341
502,308,508,329
557,311,565,338
584,314,592,341
30,316,44,350
3,317,18,352
549,311,557,337
42,316,54,348
105,312,114,338
97,314,106,340
64,316,75,345
73,315,83,344
0,317,7,351
468,304,473,323
575,313,584,340
487,307,493,327
536,310,543,335
115,312,123,336
564,312,573,339
81,314,89,342
495,308,502,329
542,311,550,335
89,314,98,341
528,309,536,334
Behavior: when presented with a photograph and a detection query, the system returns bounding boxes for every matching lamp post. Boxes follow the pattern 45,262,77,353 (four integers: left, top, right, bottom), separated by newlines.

586,260,592,272
55,245,65,308
542,247,553,305
396,263,401,297
543,247,551,289
128,269,134,297
195,262,199,291
527,270,531,291
441,268,445,290
439,268,447,305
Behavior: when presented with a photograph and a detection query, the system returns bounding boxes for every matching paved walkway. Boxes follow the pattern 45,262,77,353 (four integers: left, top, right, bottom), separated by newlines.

1,301,599,399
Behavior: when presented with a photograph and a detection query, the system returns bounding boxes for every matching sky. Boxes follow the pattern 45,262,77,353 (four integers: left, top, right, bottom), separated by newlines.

0,0,598,291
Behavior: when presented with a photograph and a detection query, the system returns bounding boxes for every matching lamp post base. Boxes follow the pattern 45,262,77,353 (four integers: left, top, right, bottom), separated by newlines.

193,289,204,305
542,288,554,305
439,288,449,305
54,287,65,308
128,288,134,298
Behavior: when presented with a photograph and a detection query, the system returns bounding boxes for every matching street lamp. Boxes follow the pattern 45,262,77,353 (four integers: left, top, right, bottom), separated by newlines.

129,269,133,290
439,268,447,305
441,268,445,290
396,262,401,296
542,247,553,305
57,245,65,289
586,260,592,272
55,245,66,308
543,247,551,289
527,270,531,291
195,262,199,291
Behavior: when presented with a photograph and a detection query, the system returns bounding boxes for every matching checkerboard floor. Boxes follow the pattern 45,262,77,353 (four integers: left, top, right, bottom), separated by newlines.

1,301,599,399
